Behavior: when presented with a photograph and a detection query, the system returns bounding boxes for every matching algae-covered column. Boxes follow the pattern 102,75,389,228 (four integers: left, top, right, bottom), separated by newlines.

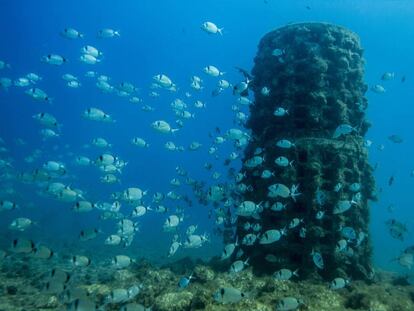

238,23,375,280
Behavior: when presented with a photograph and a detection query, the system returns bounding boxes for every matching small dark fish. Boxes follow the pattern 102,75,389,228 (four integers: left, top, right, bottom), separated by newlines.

401,76,406,83
388,175,394,186
388,134,403,143
225,208,232,217
214,227,224,236
234,66,253,80
306,5,311,10
404,245,414,254
211,88,223,97
240,90,249,97
215,127,221,133
227,168,236,176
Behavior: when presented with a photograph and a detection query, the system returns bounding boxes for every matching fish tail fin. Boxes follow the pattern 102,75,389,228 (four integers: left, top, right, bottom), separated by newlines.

218,27,224,35
293,269,300,277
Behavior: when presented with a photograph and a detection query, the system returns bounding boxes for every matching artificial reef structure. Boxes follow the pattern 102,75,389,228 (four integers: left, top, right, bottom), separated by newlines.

237,23,375,280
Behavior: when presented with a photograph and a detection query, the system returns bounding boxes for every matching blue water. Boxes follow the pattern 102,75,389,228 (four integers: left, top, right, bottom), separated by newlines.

1,0,414,274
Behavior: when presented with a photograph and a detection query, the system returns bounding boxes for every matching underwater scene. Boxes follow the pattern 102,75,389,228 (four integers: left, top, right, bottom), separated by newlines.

1,0,414,310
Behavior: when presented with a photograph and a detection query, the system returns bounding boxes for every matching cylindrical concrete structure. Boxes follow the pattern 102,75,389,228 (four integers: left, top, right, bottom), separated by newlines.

237,23,375,280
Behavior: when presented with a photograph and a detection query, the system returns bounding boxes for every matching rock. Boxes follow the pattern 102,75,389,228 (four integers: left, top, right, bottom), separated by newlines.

154,291,193,311
114,269,136,282
194,265,215,282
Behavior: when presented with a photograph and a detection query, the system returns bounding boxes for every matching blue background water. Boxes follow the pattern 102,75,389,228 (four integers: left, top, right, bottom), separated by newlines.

0,0,413,273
